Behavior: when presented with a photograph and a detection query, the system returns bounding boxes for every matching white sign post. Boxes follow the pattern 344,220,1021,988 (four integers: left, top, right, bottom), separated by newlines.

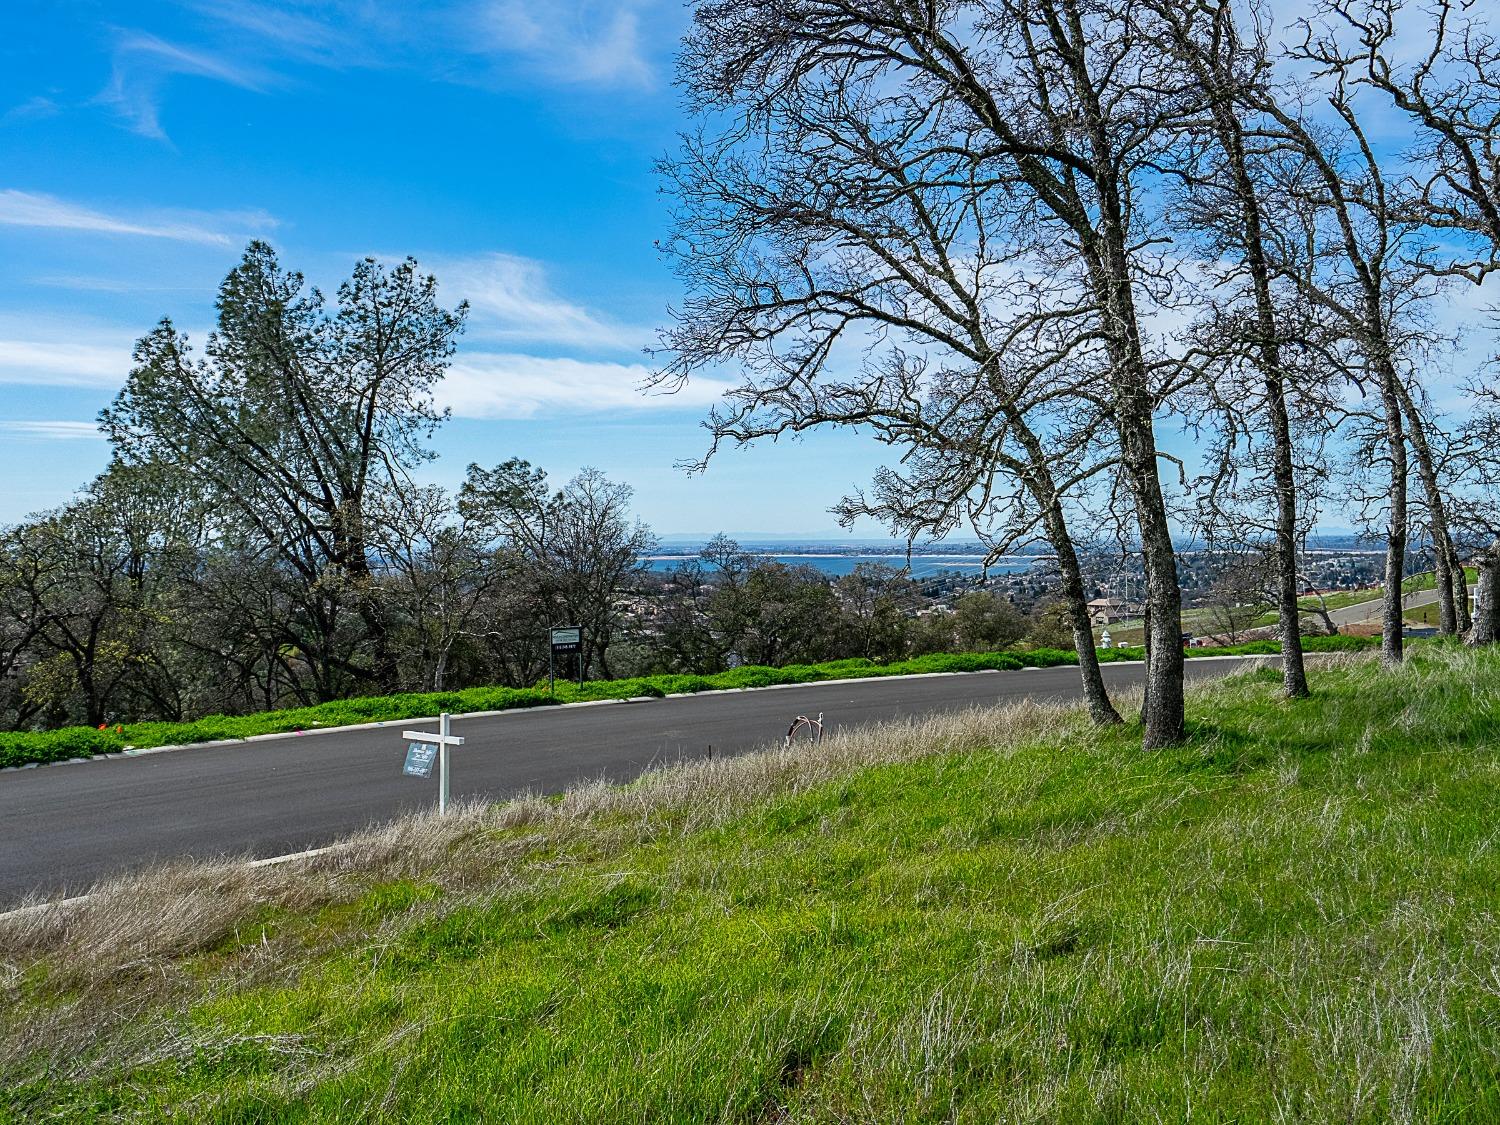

402,711,466,814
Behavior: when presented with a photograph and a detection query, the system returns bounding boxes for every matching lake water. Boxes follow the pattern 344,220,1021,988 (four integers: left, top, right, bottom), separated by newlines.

641,554,1042,578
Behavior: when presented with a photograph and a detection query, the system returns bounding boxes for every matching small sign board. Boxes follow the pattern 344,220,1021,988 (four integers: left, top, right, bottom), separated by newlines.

550,626,582,654
403,741,438,778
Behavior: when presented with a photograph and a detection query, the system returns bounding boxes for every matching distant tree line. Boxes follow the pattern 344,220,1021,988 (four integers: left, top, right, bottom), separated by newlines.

632,534,1040,675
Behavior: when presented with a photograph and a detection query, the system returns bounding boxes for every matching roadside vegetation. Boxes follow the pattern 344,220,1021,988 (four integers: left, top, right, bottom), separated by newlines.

4,643,1495,1121
0,636,1376,770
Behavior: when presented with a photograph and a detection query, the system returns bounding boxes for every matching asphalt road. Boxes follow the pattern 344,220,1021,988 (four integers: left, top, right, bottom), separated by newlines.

0,659,1250,907
1326,584,1476,626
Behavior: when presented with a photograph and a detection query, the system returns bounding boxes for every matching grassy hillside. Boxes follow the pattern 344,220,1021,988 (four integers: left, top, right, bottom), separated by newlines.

0,635,1374,769
3,643,1497,1121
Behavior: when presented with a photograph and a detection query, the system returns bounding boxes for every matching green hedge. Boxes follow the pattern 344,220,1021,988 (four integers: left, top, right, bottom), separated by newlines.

0,634,1382,770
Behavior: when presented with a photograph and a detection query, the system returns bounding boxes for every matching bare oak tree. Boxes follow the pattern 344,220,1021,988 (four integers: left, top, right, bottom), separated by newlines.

659,0,1239,743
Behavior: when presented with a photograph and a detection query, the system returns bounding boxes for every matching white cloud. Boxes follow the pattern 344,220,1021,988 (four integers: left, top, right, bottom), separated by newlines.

0,421,104,441
31,273,211,294
441,352,730,418
0,96,60,126
180,0,669,93
478,1,655,87
435,252,649,350
0,333,134,388
0,317,717,416
98,31,272,141
0,189,274,246
184,1,350,59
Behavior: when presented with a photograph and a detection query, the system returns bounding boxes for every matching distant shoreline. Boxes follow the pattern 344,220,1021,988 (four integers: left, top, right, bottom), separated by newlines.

640,552,1045,577
639,553,1049,562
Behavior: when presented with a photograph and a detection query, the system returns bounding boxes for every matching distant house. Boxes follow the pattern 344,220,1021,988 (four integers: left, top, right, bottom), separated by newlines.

1086,597,1139,626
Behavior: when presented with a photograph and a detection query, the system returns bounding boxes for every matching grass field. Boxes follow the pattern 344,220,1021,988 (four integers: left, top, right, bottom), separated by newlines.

3,642,1496,1122
1406,603,1442,627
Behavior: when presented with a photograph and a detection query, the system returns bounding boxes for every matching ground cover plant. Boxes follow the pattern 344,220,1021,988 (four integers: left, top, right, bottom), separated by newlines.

0,636,1377,770
2,642,1494,1121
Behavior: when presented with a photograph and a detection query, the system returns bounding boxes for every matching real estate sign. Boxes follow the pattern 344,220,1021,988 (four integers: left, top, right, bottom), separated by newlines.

403,741,438,778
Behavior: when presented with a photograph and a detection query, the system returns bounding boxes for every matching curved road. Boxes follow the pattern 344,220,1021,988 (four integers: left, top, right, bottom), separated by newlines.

1324,584,1476,627
0,659,1249,907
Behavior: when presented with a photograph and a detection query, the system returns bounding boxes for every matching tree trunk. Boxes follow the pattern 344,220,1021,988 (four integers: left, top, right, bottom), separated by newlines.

1467,544,1500,646
1207,65,1309,697
1121,418,1184,749
1450,542,1472,633
1075,64,1186,748
1376,361,1408,666
1017,431,1122,726
1397,385,1458,634
1093,256,1184,747
81,670,104,728
1431,542,1456,635
1044,496,1122,726
1304,598,1338,637
1265,377,1309,696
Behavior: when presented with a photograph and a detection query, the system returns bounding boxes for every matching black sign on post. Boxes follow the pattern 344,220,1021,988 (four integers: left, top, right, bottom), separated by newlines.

549,626,583,693
403,741,438,778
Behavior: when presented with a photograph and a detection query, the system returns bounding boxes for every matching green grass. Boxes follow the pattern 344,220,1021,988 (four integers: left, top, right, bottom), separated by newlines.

1406,603,1442,627
1103,571,1478,643
1094,605,1223,645
1403,567,1479,595
0,637,1377,770
4,641,1495,1121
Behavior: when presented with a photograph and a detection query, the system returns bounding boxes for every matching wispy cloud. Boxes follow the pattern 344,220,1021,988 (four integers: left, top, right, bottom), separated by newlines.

442,352,728,418
0,96,60,126
0,326,136,388
180,0,670,92
184,1,351,59
0,340,127,387
434,253,649,350
98,31,272,140
0,421,104,441
0,189,274,246
31,273,212,294
477,1,656,87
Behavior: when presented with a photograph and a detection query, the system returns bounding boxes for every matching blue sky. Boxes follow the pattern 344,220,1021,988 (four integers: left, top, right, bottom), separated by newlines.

1,3,1487,543
0,0,894,538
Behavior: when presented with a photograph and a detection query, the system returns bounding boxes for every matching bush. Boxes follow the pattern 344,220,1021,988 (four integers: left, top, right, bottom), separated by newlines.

1302,634,1379,653
1015,647,1077,668
711,666,795,689
0,726,125,769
